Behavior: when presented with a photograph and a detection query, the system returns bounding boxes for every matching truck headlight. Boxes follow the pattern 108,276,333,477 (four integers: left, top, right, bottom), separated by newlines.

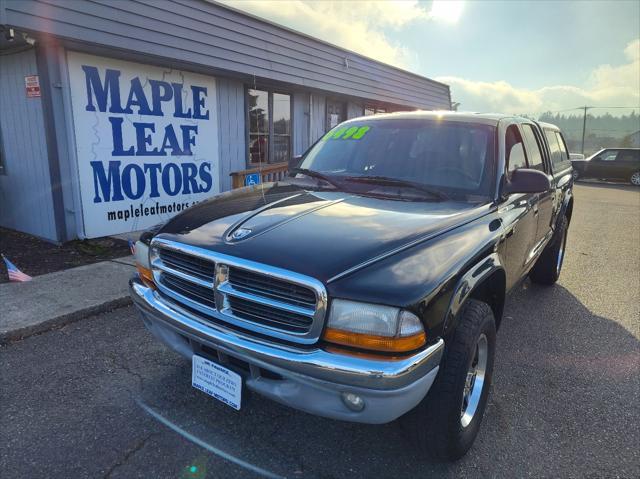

322,299,426,353
133,241,155,288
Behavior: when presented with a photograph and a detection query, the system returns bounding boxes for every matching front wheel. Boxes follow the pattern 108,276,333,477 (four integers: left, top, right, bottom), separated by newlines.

572,170,580,182
631,171,640,186
403,299,496,462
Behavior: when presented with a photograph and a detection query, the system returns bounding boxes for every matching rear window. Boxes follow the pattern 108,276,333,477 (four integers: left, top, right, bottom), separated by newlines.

521,124,545,171
554,132,571,168
544,129,571,172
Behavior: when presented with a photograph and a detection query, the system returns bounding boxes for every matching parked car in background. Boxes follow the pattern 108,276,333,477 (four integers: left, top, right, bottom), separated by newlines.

569,153,585,160
131,112,574,461
571,148,640,185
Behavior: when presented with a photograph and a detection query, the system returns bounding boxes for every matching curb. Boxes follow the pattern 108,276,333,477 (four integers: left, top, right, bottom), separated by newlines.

0,296,132,345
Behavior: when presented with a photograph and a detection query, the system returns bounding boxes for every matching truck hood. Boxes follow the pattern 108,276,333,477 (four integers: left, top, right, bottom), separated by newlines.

156,182,491,283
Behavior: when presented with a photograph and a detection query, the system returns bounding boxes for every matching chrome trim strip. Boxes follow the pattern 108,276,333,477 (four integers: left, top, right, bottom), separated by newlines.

526,229,554,266
150,236,328,344
131,278,444,390
157,280,217,317
217,282,316,317
151,258,214,289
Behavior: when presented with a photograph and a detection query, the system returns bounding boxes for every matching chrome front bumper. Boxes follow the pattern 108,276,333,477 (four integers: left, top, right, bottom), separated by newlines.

130,278,444,424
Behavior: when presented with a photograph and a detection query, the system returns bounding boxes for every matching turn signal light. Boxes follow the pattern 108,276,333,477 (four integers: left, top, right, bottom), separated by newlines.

136,264,156,289
323,328,426,353
322,300,427,353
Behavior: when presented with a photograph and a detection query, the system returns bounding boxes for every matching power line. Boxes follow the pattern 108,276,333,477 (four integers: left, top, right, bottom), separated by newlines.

542,106,639,114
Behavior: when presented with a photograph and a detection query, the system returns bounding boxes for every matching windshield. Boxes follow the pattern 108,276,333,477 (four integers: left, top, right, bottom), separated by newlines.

299,119,497,199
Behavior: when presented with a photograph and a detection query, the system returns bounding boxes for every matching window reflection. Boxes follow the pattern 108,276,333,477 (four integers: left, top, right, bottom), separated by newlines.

273,93,291,163
247,89,290,165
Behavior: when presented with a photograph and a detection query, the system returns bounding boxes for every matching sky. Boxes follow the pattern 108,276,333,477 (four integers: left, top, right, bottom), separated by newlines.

221,0,640,116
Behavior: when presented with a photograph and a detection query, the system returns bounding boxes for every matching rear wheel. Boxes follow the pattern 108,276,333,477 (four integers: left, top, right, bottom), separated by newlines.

572,170,579,181
631,171,640,186
530,215,568,285
403,299,496,462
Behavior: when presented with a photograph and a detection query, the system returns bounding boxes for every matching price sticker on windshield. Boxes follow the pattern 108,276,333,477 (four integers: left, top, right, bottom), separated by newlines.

322,125,370,141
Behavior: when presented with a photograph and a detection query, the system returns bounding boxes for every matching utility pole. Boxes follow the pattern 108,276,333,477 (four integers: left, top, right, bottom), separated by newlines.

580,106,589,155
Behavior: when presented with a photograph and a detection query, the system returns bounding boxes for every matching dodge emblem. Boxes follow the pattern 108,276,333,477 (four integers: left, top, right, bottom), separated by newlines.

231,228,252,240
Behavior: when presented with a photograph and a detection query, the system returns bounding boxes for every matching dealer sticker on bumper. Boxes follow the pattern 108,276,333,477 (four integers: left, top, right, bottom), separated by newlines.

192,355,242,410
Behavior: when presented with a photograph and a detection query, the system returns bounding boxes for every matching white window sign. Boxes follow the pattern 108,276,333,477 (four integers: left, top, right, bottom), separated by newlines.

66,52,219,238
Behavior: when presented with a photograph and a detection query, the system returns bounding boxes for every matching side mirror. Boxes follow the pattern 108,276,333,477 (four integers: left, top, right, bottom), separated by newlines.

502,168,551,195
288,155,302,174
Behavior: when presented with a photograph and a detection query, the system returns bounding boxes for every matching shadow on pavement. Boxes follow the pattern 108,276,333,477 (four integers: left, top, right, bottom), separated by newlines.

136,282,639,478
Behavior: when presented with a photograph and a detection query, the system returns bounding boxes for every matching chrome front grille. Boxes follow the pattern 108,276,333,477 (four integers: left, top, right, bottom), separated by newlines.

158,248,215,282
160,274,216,309
228,266,316,309
150,238,327,344
227,296,312,334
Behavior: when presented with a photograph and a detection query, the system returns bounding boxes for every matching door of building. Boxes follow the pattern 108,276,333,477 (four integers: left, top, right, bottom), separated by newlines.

326,100,346,130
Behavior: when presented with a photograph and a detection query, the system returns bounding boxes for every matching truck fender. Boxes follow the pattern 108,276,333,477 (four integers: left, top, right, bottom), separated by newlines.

442,253,506,336
560,191,573,225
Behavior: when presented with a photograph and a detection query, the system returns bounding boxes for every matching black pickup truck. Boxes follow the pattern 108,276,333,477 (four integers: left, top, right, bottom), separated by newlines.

130,112,574,461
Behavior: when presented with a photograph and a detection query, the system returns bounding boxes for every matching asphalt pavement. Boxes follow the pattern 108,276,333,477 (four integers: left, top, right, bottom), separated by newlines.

1,182,639,478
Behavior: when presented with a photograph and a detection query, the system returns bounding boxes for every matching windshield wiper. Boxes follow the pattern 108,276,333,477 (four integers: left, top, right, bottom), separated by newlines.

290,167,341,189
344,175,450,200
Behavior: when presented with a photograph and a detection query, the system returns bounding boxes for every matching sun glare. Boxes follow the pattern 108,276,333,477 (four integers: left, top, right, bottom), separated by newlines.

429,0,464,24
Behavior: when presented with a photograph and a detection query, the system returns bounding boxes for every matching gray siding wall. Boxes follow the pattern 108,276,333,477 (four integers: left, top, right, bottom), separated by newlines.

41,42,82,240
2,0,450,110
0,48,58,241
216,77,246,191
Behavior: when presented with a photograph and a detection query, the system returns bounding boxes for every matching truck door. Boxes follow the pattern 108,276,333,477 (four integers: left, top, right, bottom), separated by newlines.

500,124,539,289
521,123,554,252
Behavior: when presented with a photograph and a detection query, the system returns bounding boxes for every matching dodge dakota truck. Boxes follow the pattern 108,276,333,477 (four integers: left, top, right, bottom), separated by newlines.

130,112,574,461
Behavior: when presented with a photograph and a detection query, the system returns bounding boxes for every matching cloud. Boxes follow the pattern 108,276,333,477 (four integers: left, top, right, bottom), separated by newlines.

438,38,640,115
218,1,457,68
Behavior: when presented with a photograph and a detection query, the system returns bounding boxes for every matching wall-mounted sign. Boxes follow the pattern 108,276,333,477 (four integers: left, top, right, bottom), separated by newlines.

244,173,261,186
66,52,219,238
25,75,41,98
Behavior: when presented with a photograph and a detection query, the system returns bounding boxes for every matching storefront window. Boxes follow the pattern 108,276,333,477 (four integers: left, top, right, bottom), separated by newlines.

272,93,291,163
247,89,290,165
248,89,269,164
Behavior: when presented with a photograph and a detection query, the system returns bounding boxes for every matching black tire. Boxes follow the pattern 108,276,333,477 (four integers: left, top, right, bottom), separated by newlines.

529,215,568,285
572,170,579,182
403,299,496,462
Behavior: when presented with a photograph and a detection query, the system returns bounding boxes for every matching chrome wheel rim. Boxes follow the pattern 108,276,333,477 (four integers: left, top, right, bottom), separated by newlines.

461,333,488,428
631,172,640,186
557,229,566,275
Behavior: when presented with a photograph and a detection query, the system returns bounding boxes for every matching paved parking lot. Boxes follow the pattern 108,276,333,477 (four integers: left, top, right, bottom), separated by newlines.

1,183,639,478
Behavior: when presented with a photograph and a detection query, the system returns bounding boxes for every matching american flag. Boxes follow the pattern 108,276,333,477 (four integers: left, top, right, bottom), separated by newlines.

2,254,33,282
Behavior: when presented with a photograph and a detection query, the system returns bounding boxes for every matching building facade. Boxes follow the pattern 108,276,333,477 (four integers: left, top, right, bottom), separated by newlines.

0,0,451,242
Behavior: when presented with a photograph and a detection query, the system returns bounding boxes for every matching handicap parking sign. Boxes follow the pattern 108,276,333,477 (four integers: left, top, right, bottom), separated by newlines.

245,173,261,186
